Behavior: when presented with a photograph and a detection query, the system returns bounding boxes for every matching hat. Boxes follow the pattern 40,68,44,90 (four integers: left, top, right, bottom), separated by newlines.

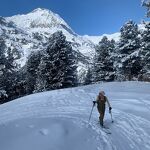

99,91,105,95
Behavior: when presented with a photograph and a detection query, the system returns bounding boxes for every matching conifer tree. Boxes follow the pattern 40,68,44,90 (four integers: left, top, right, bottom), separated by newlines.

0,38,21,102
26,51,41,94
140,22,150,81
115,20,142,81
142,0,150,17
36,31,77,91
93,36,115,82
0,37,7,94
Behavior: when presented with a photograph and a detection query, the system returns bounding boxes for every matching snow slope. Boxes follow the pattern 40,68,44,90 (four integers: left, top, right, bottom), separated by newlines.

0,82,150,150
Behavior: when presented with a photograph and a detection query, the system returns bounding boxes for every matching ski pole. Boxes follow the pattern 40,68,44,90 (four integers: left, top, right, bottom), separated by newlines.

110,111,114,123
88,103,95,124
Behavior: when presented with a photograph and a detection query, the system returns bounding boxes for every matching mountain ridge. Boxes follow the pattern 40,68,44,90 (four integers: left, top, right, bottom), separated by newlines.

6,8,120,43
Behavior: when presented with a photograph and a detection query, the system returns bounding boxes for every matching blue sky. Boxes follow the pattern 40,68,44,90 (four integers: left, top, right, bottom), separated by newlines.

0,0,148,35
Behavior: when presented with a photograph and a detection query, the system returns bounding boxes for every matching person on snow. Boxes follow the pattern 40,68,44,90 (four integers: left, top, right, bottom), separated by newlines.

93,91,112,126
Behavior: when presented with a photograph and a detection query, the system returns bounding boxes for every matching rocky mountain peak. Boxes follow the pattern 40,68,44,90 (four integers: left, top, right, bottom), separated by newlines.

6,8,71,32
31,8,52,14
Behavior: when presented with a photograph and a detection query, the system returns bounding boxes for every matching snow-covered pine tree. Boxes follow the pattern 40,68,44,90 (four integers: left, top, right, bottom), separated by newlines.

142,0,150,17
93,36,115,82
35,31,77,91
0,37,7,102
35,52,49,92
26,51,41,94
115,20,142,81
0,38,21,102
4,47,21,100
140,22,150,81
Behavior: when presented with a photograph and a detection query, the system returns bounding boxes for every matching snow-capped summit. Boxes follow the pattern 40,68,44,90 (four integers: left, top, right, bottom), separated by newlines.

31,8,53,13
6,8,95,57
7,8,75,35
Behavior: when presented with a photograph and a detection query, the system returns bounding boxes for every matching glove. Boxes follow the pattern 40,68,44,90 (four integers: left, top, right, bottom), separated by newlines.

109,107,112,113
93,101,96,106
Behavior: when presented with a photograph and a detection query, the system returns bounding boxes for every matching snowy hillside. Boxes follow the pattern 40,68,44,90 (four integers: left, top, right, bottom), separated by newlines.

0,82,150,150
0,16,39,67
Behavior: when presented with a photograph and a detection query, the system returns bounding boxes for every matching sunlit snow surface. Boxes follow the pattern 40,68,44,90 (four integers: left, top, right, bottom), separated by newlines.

0,82,150,150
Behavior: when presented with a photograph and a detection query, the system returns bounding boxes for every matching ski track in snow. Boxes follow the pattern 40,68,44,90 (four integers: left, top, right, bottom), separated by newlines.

0,82,150,150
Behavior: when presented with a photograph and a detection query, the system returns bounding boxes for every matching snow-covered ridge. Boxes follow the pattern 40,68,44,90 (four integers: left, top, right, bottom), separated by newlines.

6,8,120,45
83,32,120,44
7,8,72,32
0,82,150,150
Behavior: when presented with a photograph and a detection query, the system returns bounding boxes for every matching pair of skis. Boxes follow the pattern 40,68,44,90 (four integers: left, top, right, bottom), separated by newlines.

100,124,111,134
